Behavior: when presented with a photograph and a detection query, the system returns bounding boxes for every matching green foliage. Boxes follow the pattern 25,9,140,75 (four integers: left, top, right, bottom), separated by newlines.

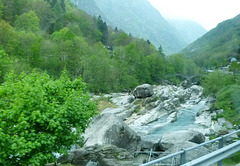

182,14,240,68
15,10,40,33
0,0,3,19
146,52,166,84
215,85,240,125
222,152,240,165
115,32,131,46
0,0,202,94
25,0,54,31
97,16,108,45
0,70,96,165
229,61,240,74
52,27,76,41
0,50,11,83
2,0,27,24
0,20,17,54
167,54,201,76
202,71,235,96
15,32,43,67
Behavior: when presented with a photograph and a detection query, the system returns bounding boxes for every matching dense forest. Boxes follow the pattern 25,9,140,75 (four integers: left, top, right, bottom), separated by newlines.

0,0,201,93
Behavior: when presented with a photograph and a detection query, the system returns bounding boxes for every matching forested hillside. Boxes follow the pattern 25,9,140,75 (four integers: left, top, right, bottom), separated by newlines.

182,14,240,68
70,0,190,55
0,0,201,93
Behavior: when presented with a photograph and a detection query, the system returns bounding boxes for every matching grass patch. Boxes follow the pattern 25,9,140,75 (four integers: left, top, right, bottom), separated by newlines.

220,152,240,165
93,96,117,113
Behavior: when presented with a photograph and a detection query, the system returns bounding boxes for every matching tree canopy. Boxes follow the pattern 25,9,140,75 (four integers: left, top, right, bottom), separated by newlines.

0,70,96,165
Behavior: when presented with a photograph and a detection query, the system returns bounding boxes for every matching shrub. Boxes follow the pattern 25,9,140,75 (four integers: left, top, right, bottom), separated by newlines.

202,71,235,97
0,70,96,165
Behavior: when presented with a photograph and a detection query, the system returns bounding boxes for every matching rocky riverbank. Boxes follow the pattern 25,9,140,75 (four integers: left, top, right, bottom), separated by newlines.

57,84,236,166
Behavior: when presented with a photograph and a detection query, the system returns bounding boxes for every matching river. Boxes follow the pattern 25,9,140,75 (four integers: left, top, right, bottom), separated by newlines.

129,99,210,142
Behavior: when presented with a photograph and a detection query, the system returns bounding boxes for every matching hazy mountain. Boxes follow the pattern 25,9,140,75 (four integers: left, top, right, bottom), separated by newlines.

70,0,103,17
70,0,189,55
168,19,207,44
182,14,240,68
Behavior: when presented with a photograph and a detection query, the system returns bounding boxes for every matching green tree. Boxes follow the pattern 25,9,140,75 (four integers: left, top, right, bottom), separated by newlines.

15,32,43,68
229,61,240,75
2,0,27,24
24,0,54,31
147,52,166,83
215,85,240,125
0,50,11,83
0,20,17,54
202,71,235,97
167,54,184,75
97,16,108,45
0,0,3,19
15,10,40,33
115,32,131,46
0,70,96,165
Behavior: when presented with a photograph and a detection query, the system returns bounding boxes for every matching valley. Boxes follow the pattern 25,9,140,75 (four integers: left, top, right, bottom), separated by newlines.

0,0,239,165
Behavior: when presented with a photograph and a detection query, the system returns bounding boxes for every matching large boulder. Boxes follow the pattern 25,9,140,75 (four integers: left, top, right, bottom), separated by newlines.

58,144,136,166
159,130,205,151
133,84,154,98
165,141,209,164
101,106,135,120
84,113,141,152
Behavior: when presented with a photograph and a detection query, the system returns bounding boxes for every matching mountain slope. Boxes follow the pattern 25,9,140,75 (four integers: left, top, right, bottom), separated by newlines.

69,0,105,19
182,14,240,68
168,19,207,44
70,0,188,55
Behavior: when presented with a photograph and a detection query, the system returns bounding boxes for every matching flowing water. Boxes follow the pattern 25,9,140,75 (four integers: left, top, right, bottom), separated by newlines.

130,99,210,141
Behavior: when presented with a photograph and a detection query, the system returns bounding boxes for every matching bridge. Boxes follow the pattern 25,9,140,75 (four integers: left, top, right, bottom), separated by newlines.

140,129,240,166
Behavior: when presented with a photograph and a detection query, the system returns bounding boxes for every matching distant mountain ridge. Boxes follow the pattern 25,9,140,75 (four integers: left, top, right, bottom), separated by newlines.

168,19,207,44
69,0,206,55
182,14,240,68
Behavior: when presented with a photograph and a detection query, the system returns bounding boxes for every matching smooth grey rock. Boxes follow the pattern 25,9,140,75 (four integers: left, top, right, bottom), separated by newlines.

165,141,209,164
86,160,98,166
60,144,135,166
140,139,160,151
167,112,177,123
127,95,135,103
133,84,154,98
101,107,134,120
189,85,203,97
84,113,141,152
159,130,205,151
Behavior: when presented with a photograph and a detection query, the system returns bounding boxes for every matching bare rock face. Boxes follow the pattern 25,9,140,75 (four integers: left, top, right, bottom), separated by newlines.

159,130,205,151
165,141,209,165
133,84,154,98
58,144,136,166
84,113,141,152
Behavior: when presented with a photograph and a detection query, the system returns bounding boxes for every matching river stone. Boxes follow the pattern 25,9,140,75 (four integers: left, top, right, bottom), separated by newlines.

133,84,154,98
59,144,135,166
165,141,209,164
189,85,203,97
159,130,205,151
101,106,134,120
167,112,177,123
84,113,141,152
86,160,98,166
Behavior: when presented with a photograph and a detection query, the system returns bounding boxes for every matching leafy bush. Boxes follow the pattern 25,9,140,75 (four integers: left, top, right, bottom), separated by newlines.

215,85,240,125
202,71,235,97
0,70,96,165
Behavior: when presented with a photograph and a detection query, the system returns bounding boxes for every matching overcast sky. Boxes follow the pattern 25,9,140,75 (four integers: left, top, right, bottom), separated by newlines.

148,0,240,31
